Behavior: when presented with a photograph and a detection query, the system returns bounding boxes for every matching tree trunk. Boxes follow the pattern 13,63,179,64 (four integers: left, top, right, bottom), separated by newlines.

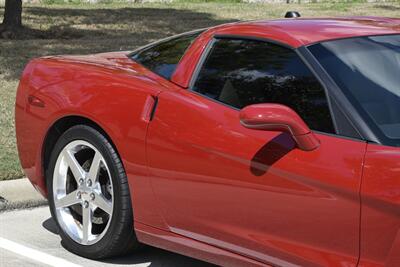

2,0,22,28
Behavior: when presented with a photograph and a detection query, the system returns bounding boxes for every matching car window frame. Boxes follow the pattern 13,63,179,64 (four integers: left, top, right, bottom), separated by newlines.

128,28,206,81
187,34,341,137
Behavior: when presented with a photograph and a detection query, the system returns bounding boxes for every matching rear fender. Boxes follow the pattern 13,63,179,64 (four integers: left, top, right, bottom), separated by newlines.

16,57,171,229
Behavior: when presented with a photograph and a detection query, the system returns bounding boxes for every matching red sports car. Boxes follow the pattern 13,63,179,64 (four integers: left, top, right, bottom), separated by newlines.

15,15,400,267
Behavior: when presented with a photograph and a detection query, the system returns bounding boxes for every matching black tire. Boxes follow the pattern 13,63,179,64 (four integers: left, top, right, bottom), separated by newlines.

46,125,140,259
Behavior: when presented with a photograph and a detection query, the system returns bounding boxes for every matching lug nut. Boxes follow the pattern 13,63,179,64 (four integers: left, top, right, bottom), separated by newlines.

79,178,84,185
90,193,95,200
83,201,89,208
76,191,81,199
86,179,92,187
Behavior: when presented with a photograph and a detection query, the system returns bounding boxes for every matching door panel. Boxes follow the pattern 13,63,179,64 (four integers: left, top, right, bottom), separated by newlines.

146,89,366,266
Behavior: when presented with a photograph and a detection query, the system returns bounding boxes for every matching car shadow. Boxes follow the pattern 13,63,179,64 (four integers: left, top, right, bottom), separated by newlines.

250,133,295,176
101,246,215,266
42,217,215,267
42,217,60,235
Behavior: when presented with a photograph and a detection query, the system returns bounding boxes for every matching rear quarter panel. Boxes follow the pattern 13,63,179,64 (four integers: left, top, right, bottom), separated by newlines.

15,56,170,229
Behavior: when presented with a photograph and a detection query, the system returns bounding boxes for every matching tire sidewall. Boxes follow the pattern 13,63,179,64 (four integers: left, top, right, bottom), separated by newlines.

46,125,133,257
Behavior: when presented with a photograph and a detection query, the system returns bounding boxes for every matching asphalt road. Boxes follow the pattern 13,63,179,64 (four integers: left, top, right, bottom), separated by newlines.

0,207,215,267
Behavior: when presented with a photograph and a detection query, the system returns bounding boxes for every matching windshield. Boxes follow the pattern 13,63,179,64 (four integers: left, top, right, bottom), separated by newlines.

309,35,400,147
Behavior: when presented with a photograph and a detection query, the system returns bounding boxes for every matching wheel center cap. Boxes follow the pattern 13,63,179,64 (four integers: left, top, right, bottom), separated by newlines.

81,191,91,202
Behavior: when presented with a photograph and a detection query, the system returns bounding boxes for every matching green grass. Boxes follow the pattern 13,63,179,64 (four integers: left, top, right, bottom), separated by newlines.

1,1,400,180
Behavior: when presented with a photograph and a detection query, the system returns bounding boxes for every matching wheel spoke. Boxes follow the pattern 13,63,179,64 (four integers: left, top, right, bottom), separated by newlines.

55,190,80,209
87,151,102,183
63,150,86,183
54,140,114,246
82,205,92,245
93,193,112,215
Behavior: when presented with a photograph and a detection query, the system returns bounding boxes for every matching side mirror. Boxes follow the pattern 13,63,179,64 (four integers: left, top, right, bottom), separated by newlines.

239,104,320,151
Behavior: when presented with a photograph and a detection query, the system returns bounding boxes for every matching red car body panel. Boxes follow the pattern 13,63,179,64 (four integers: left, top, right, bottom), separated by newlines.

15,17,400,266
15,52,171,230
135,222,267,267
146,89,366,266
359,144,400,267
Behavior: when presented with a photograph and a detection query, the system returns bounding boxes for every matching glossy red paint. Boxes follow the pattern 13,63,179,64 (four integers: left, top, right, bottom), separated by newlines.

15,17,400,266
358,144,400,267
146,89,366,266
15,52,171,230
239,104,320,151
135,222,267,267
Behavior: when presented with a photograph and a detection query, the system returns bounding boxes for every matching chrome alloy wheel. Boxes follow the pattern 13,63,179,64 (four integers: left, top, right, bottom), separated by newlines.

52,140,114,245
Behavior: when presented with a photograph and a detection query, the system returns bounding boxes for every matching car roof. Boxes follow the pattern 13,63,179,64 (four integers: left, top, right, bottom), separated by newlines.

207,16,400,47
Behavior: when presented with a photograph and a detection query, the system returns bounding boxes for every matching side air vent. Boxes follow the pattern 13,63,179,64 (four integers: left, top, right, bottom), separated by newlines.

285,11,301,18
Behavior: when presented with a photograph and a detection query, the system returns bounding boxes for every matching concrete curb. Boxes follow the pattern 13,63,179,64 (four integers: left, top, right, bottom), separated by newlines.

0,178,47,212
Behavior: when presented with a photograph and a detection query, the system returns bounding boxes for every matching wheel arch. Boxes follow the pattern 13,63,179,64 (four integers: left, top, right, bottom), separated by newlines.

42,115,123,188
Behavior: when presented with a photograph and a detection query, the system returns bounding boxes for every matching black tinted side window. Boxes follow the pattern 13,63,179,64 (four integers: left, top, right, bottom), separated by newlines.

132,32,201,80
192,38,335,133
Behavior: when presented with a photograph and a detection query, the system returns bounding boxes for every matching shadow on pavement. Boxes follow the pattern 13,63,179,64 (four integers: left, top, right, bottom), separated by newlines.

42,217,59,235
42,217,215,267
102,246,215,266
0,6,236,81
